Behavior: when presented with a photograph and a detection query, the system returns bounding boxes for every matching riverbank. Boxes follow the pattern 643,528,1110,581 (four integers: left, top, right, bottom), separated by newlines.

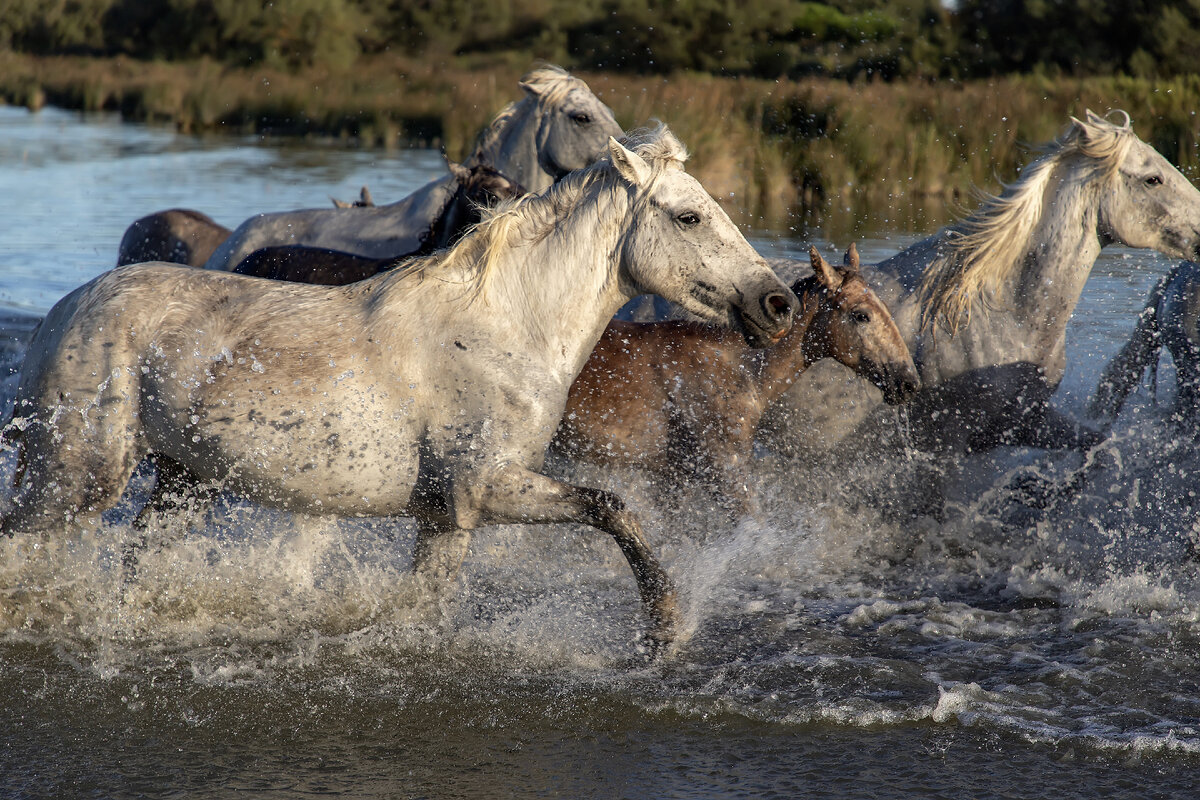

3,53,1199,228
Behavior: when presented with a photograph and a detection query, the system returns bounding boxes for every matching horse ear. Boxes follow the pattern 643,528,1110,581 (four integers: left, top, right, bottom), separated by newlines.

519,77,544,99
1071,109,1108,141
609,137,652,187
809,245,843,291
843,242,860,270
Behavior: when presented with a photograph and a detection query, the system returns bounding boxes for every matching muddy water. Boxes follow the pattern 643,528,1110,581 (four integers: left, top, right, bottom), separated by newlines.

0,105,1197,798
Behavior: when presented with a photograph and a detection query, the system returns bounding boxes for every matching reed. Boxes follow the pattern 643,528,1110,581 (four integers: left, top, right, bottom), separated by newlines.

3,52,1199,231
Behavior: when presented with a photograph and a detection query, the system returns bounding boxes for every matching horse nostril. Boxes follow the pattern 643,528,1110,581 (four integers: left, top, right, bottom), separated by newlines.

763,292,793,322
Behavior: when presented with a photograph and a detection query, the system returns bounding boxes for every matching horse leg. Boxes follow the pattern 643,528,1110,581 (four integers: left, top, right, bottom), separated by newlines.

412,523,473,583
1,418,143,537
466,463,679,651
1088,295,1162,421
692,448,758,523
123,455,216,577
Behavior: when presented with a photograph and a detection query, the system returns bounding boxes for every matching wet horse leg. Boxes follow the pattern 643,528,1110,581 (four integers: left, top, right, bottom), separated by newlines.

1,419,143,538
412,463,679,651
123,454,217,577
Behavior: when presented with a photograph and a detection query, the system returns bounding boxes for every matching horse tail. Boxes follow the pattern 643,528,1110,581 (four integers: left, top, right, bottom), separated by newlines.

1088,269,1173,421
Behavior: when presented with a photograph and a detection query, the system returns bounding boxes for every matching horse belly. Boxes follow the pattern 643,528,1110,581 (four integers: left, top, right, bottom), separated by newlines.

144,370,422,515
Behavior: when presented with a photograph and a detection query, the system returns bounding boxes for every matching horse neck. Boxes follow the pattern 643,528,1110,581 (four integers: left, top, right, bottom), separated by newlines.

412,186,465,256
995,158,1103,343
417,186,470,255
749,285,822,407
476,187,631,376
469,101,552,194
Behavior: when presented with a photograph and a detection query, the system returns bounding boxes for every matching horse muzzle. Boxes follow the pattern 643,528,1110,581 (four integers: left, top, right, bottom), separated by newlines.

736,289,797,348
878,363,922,405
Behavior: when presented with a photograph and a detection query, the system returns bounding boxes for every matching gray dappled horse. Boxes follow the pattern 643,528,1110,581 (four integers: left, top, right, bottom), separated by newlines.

0,127,796,652
765,111,1200,459
1089,260,1200,427
231,163,525,285
202,66,622,272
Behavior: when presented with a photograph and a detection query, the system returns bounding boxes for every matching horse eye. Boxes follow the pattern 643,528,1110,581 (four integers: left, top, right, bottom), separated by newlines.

1146,175,1163,186
851,310,871,324
570,112,592,125
677,212,701,226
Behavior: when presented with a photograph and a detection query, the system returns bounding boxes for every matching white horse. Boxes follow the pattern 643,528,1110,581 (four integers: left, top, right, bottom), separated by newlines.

1089,259,1200,426
766,111,1200,457
202,66,623,271
1,127,796,651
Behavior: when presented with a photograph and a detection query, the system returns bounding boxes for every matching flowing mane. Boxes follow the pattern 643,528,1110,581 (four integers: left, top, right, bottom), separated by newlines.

392,126,689,298
467,65,591,168
919,110,1136,332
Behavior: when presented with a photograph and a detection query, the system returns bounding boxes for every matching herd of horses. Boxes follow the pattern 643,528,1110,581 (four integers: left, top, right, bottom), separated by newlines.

6,65,1200,653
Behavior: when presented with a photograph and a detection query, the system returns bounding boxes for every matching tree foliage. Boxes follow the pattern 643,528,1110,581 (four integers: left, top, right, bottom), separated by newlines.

2,0,1200,79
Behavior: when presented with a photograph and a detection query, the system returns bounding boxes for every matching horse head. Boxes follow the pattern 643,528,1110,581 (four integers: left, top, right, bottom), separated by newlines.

425,162,528,252
609,128,795,347
446,161,527,209
465,66,621,194
797,244,919,405
1082,110,1200,261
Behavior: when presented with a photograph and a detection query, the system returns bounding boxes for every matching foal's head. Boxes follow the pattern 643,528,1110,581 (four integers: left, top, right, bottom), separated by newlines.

447,161,527,209
796,244,920,405
427,162,527,252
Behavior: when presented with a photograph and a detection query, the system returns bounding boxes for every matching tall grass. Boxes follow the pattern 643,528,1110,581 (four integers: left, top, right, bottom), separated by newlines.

4,53,1200,231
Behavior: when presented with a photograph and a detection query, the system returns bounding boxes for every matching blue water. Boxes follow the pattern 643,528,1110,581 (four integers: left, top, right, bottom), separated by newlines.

1,104,1198,798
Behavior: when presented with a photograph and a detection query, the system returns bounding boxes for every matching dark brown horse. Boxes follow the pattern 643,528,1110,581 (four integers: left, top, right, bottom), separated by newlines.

231,163,525,285
551,245,920,510
116,209,232,267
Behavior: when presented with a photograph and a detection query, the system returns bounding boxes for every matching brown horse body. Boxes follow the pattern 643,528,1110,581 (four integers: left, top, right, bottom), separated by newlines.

552,245,920,508
232,163,524,285
116,208,232,267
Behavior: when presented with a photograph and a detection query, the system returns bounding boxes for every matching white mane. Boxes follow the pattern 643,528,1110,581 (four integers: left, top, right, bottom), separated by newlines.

919,110,1137,331
389,125,688,298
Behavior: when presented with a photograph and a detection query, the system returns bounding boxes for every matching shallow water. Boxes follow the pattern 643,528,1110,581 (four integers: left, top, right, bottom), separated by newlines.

1,105,1199,798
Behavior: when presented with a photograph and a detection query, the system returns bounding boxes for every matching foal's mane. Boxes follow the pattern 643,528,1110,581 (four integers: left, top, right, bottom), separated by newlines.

918,110,1136,332
388,125,689,297
467,65,588,168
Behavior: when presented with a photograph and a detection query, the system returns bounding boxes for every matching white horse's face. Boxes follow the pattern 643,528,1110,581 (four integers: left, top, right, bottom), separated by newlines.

610,139,796,347
1100,133,1200,260
533,85,623,180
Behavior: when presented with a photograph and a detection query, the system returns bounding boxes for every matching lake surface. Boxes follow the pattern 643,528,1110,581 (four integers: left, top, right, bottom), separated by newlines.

1,105,1198,798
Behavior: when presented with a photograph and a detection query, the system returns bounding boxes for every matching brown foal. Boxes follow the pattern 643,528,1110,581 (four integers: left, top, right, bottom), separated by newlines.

551,244,920,511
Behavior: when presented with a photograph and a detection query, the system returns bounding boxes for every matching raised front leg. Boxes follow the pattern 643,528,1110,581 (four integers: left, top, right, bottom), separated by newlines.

464,463,680,651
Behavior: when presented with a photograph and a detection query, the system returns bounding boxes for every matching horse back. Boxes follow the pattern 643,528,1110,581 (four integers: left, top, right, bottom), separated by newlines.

233,245,393,285
204,174,458,271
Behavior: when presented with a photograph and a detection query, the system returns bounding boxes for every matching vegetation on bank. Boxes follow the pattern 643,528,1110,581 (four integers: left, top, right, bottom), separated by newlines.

3,52,1200,231
6,1,1200,82
5,1,1200,229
